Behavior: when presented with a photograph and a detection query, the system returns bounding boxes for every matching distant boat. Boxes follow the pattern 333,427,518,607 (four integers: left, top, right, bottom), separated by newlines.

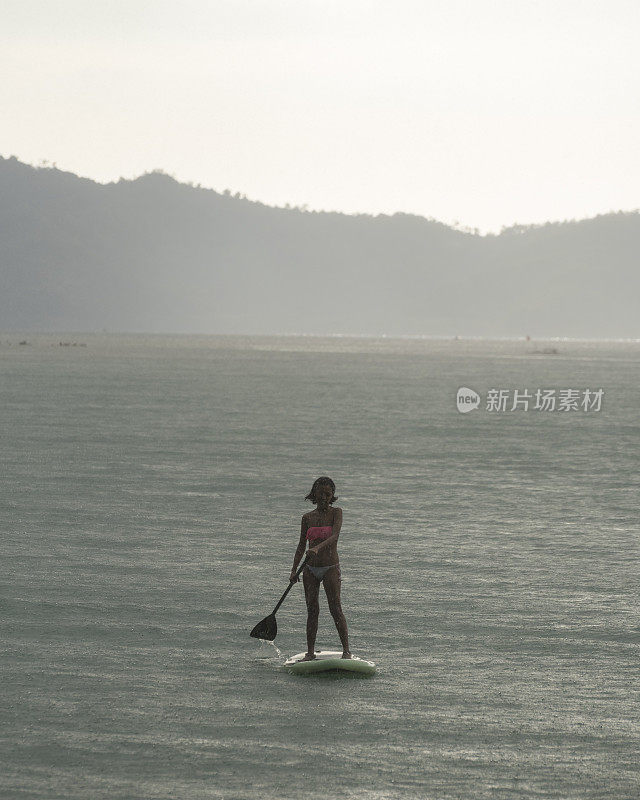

530,347,559,355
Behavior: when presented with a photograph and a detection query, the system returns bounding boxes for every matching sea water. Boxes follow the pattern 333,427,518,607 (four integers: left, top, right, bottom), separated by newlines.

1,333,638,800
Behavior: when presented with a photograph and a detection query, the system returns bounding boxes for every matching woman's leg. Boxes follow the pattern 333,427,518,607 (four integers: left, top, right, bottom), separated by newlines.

302,567,320,659
323,567,350,657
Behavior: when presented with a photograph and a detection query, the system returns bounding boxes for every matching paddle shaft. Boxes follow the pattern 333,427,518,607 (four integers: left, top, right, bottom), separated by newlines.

271,557,308,616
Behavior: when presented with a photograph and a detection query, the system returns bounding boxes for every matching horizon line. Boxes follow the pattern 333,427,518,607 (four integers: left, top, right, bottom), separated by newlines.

2,331,640,345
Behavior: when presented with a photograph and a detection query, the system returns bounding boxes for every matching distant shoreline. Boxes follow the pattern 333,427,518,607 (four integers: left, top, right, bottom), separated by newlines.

2,331,639,344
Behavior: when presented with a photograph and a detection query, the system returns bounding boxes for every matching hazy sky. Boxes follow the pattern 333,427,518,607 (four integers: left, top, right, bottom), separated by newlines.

2,0,639,232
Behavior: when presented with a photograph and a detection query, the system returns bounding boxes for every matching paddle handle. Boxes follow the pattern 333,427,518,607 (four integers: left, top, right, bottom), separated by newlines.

272,557,308,615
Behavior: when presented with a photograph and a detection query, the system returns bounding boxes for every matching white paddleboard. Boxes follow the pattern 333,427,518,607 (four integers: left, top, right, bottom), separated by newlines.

284,650,376,676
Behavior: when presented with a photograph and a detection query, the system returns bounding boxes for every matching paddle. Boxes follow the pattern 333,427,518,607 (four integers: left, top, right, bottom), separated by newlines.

249,557,308,641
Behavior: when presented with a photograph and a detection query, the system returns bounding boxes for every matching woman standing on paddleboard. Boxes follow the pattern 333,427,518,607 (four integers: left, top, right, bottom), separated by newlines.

289,476,351,661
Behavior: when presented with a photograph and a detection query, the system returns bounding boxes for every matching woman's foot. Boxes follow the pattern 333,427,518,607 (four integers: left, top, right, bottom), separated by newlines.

301,652,316,661
341,651,352,659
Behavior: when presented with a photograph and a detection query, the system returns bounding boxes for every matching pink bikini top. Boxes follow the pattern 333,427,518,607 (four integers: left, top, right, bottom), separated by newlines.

306,526,332,543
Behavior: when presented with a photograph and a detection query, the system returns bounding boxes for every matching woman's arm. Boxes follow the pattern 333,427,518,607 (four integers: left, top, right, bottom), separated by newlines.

290,517,308,581
313,507,342,554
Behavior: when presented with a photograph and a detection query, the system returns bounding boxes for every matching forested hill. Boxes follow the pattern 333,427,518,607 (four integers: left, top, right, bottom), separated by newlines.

1,155,638,337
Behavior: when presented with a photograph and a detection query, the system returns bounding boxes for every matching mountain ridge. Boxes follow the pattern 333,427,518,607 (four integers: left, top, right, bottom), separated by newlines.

1,155,638,337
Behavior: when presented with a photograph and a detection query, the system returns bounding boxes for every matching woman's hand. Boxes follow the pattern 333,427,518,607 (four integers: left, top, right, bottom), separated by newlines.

289,569,300,583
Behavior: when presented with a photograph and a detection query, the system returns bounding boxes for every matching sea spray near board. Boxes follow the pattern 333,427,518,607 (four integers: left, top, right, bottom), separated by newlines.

284,650,377,675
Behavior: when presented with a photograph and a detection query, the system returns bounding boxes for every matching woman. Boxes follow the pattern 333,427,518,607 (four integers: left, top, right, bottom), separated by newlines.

290,476,351,661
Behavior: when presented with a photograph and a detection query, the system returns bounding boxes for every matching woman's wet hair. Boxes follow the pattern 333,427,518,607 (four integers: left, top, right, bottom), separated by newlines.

305,476,338,504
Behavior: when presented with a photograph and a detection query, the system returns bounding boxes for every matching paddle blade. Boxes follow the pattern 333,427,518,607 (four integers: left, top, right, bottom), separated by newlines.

250,613,277,641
